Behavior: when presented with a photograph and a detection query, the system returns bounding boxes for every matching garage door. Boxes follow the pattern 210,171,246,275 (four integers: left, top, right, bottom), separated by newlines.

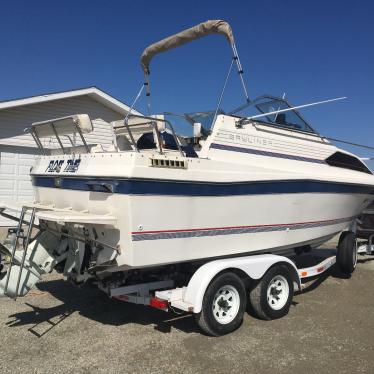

0,147,37,226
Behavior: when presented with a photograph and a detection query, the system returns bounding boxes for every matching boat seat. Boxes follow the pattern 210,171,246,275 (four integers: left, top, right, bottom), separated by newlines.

137,132,157,149
275,114,302,130
275,113,287,125
182,144,198,158
137,132,198,158
137,131,180,150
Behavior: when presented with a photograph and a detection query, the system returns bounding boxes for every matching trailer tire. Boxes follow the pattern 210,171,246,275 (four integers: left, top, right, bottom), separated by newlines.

194,272,246,336
337,231,357,274
249,265,294,320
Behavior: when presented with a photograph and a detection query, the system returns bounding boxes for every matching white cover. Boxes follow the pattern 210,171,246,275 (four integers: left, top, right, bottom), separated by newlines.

29,114,93,138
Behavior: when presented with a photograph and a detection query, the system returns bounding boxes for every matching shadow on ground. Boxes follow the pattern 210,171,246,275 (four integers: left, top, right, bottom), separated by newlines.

357,257,374,264
6,279,198,336
5,271,338,337
6,247,371,338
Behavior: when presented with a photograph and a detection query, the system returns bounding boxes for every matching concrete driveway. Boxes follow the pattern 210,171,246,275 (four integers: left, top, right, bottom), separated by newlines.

1,248,373,374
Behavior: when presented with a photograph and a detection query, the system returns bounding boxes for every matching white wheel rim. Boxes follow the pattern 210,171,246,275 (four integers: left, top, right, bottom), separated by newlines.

266,275,289,311
212,285,240,324
353,239,358,268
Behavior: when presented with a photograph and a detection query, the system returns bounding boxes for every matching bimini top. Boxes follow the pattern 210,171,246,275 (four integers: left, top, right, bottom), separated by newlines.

140,20,234,74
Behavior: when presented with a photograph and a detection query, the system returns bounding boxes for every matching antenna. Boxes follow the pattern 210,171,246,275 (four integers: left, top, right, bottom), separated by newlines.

245,96,346,121
273,92,287,123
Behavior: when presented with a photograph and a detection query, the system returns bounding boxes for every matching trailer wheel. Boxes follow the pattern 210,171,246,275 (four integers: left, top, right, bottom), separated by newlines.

337,231,357,274
194,272,246,336
249,265,294,320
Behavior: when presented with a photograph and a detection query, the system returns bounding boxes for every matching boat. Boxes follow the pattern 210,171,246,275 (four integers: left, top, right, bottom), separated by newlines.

1,19,374,299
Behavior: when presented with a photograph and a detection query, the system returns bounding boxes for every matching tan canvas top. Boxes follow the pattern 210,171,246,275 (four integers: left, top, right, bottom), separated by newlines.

140,20,234,74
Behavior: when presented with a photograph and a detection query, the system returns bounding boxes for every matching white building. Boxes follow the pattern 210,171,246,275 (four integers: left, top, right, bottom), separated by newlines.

0,87,137,226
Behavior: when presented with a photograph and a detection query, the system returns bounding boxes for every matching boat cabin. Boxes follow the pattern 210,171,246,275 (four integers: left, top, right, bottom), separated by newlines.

27,95,321,159
25,96,372,176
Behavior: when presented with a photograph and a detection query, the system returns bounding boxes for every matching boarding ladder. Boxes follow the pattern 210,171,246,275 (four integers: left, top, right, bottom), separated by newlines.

3,206,36,299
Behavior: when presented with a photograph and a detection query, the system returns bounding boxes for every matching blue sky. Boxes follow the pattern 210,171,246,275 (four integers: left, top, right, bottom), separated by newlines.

1,1,373,165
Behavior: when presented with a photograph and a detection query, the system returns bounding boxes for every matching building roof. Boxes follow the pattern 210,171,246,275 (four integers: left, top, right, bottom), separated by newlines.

0,86,142,116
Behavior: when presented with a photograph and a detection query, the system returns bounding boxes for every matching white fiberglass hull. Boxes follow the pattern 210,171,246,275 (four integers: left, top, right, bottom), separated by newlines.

34,185,369,269
128,193,363,267
25,114,374,272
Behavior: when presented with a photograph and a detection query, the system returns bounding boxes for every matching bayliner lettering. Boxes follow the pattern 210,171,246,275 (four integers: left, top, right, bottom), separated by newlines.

216,131,273,147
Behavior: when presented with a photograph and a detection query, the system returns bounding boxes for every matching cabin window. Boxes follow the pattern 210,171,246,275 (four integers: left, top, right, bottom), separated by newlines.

325,152,372,174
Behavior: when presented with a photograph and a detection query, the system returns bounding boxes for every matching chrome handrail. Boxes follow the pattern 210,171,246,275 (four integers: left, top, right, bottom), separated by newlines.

119,114,185,157
25,116,90,155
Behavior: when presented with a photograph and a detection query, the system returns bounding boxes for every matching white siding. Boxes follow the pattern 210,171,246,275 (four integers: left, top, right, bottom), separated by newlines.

0,94,126,226
0,95,123,148
0,146,36,226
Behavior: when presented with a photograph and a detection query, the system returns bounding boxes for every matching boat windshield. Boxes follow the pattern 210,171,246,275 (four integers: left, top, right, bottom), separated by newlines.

163,96,317,136
164,110,223,137
184,111,219,129
230,95,318,135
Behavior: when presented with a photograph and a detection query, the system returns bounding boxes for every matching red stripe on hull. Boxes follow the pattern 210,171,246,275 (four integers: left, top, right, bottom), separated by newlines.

132,216,355,235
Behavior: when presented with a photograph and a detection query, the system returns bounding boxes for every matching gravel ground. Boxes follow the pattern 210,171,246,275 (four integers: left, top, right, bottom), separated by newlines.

1,245,373,374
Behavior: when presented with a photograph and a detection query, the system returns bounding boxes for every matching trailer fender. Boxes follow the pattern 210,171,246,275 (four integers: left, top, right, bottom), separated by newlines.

184,254,300,314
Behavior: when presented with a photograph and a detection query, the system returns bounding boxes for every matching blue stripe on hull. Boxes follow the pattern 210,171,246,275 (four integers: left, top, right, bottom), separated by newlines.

32,175,374,196
210,143,326,164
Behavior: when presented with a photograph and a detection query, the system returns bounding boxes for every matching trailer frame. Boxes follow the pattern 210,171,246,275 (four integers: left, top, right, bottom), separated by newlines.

105,252,338,314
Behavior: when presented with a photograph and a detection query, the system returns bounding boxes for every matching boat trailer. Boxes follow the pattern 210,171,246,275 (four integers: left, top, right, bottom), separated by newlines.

357,235,374,255
102,253,338,314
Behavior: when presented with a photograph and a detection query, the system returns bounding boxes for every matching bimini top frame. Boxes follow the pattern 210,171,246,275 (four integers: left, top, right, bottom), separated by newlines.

138,20,251,115
26,114,93,155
